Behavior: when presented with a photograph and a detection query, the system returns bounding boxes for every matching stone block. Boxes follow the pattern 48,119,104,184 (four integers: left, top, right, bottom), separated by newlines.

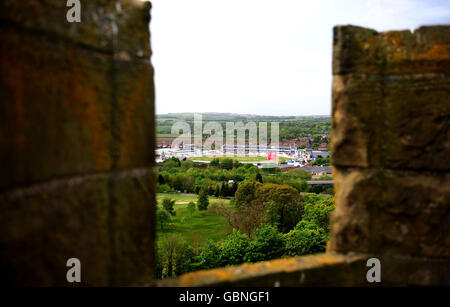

0,0,152,58
333,25,450,75
332,25,450,172
0,30,112,188
0,169,155,286
114,59,155,170
0,17,154,188
329,168,450,258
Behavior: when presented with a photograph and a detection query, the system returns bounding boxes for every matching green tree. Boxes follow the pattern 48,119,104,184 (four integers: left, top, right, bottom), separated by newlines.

181,159,194,170
220,158,233,170
232,159,242,169
162,198,176,216
302,198,335,232
310,184,324,194
187,202,196,216
156,208,171,230
197,187,209,211
210,158,220,167
220,182,229,197
158,174,165,185
162,157,181,170
283,220,328,256
231,181,239,196
233,181,262,208
255,183,304,233
214,184,220,197
193,239,221,270
219,229,250,266
255,172,263,183
244,224,283,262
156,235,194,278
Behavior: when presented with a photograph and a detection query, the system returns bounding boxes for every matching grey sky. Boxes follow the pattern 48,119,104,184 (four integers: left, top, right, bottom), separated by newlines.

147,0,449,116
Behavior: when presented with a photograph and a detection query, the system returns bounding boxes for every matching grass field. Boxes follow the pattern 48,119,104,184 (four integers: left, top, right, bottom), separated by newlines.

156,193,232,244
156,133,178,138
188,155,291,163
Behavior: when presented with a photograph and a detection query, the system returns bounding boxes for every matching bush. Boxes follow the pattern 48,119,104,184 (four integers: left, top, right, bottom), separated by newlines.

302,198,335,232
157,183,175,193
187,202,196,214
210,158,220,167
193,239,221,270
245,224,283,262
255,183,304,233
156,235,194,279
255,173,263,183
220,158,233,170
197,187,209,211
158,174,165,185
156,208,171,230
219,230,250,266
162,198,176,216
233,181,262,208
162,157,181,170
283,220,328,257
310,157,330,166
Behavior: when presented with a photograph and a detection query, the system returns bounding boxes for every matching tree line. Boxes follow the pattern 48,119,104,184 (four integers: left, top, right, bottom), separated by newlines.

156,179,335,279
156,157,333,197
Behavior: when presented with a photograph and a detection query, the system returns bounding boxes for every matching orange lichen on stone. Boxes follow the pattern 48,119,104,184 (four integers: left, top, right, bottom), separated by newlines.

415,43,449,60
158,253,369,287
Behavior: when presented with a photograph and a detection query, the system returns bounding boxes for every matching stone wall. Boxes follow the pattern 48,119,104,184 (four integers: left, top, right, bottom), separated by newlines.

329,25,450,284
0,0,156,286
160,25,450,287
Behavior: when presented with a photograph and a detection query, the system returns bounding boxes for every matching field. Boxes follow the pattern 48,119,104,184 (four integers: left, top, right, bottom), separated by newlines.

156,193,232,244
188,155,291,163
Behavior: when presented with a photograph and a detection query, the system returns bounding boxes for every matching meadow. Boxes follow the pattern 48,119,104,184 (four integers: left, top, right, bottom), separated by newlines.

156,193,232,244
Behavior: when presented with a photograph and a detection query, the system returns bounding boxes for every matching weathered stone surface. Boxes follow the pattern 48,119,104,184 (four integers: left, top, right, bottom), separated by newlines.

329,168,450,258
333,25,450,75
382,74,449,170
157,251,450,286
379,253,450,286
0,30,112,188
115,59,155,170
331,74,384,168
332,73,450,171
0,169,155,286
332,25,450,172
0,17,154,189
158,253,370,287
0,0,155,286
327,25,450,287
0,0,151,58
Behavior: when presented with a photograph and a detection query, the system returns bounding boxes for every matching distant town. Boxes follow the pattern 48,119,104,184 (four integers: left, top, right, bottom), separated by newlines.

155,113,332,176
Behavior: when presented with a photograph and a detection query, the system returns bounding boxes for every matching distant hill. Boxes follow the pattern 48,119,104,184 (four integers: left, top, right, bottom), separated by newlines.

156,113,331,149
157,112,330,121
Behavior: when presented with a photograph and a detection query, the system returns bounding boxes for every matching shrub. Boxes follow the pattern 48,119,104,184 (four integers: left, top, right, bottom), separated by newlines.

302,198,335,232
210,158,220,167
157,183,175,193
220,158,233,170
244,224,283,262
187,202,196,214
255,183,304,233
197,187,209,211
162,198,176,216
233,181,262,208
283,220,328,257
156,208,171,230
193,239,221,270
255,173,263,183
156,235,193,279
219,229,250,266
